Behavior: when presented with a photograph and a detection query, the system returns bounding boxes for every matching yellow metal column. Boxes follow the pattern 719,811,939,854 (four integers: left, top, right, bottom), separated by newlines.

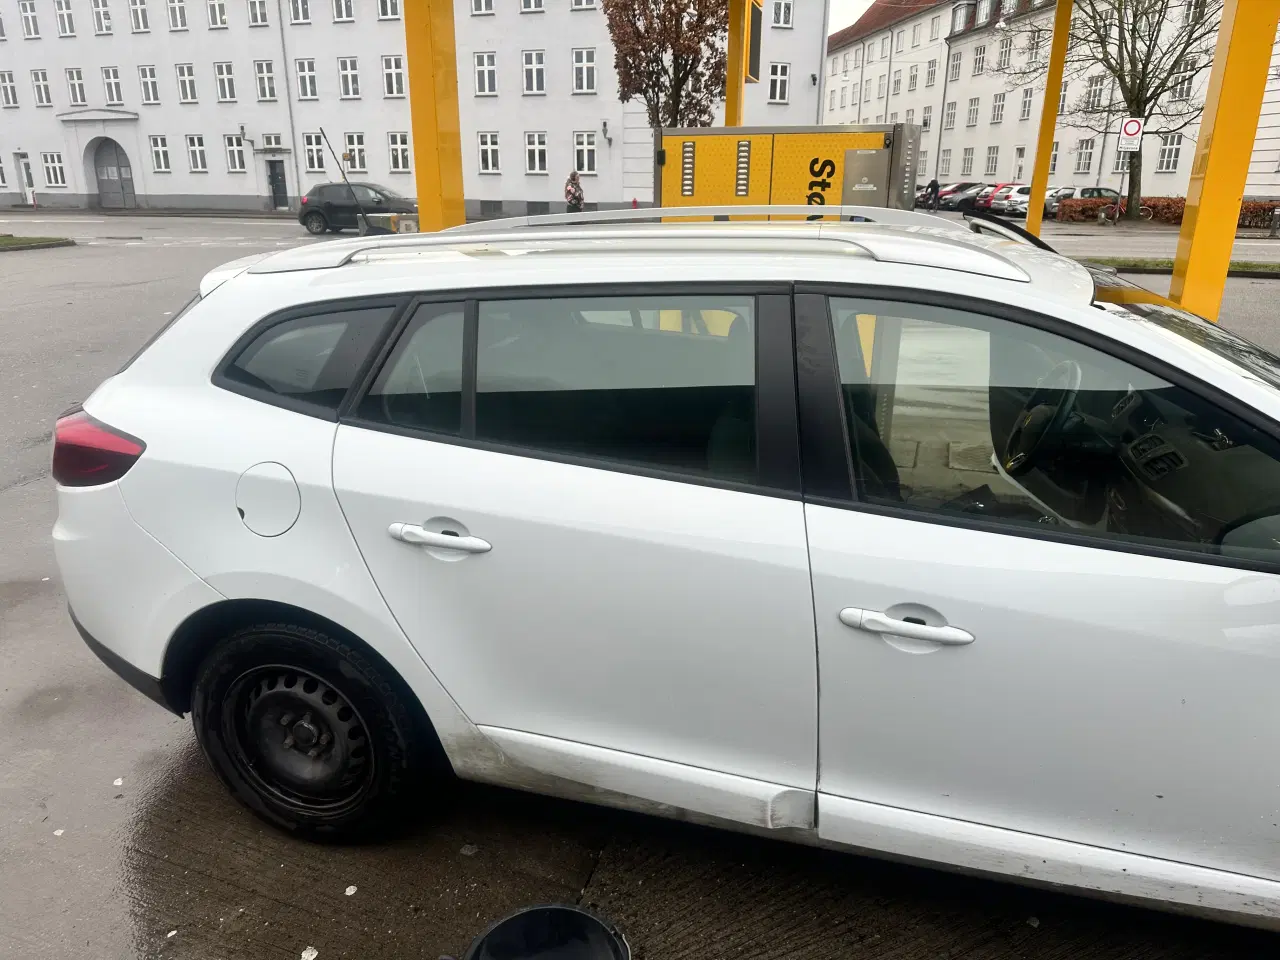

726,0,749,126
404,0,465,231
1170,0,1280,321
1024,0,1073,236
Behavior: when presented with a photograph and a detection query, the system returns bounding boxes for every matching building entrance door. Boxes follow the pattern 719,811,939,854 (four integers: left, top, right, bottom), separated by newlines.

267,159,288,209
16,153,34,204
94,139,136,209
1013,146,1026,181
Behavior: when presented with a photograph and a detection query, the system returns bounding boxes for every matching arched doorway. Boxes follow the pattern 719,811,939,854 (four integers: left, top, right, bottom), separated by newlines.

93,139,136,209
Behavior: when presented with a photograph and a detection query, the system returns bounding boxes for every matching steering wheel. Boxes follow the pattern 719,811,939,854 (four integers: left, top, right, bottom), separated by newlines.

1002,359,1083,476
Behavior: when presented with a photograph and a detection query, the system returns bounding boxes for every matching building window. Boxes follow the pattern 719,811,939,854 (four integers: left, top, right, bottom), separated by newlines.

471,0,493,13
522,0,544,10
303,132,324,171
939,148,951,176
290,0,309,22
951,7,964,32
772,0,792,27
892,70,901,95
56,0,75,36
911,23,920,46
889,111,898,122
984,145,999,176
474,52,496,95
207,0,225,27
176,62,196,101
1086,75,1105,110
1020,87,1034,120
863,78,870,101
905,108,914,125
332,0,352,20
524,131,547,173
66,67,86,104
918,150,926,171
295,59,316,98
991,92,1005,123
344,132,366,171
130,0,149,31
92,0,112,33
1058,80,1068,114
214,61,235,100
168,0,187,28
880,36,887,57
225,134,246,172
922,104,932,130
382,55,404,97
830,89,837,110
389,131,410,171
571,0,595,8
973,44,985,74
523,50,545,94
150,135,170,171
1074,137,1094,173
877,74,886,98
573,48,597,93
830,57,838,77
247,0,268,26
908,65,917,91
30,69,51,106
949,50,961,81
998,36,1012,70
187,134,208,171
575,131,597,173
768,62,790,103
943,100,956,129
895,29,903,52
478,132,500,173
1049,140,1058,174
1029,28,1045,63
925,59,936,87
1157,133,1182,173
1113,150,1130,174
338,57,360,97
103,66,123,104
960,146,974,176
42,152,66,186
930,14,940,39
966,97,979,126
378,0,399,17
1171,58,1196,100
255,60,276,100
19,0,39,37
0,71,17,106
261,133,281,149
139,64,159,103
976,0,991,21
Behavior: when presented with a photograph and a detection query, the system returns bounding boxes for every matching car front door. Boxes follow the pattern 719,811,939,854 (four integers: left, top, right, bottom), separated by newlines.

797,289,1280,883
325,185,359,228
331,287,818,825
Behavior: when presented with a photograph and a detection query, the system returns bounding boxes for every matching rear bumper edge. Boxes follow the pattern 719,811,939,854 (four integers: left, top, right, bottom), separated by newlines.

70,605,181,716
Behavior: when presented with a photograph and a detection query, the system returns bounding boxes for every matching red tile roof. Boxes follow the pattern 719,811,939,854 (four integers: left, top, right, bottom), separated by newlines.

827,0,951,54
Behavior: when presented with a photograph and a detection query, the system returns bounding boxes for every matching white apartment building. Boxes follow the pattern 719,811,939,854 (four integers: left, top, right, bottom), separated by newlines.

0,0,829,215
821,0,1280,200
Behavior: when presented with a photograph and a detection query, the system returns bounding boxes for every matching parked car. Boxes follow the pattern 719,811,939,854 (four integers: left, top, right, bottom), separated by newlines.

985,183,1021,212
55,206,1280,930
1045,185,1119,218
939,183,988,212
999,185,1033,217
298,182,417,234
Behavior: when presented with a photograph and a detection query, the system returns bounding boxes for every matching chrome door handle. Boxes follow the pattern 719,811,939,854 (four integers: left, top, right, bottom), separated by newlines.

388,522,491,554
839,607,974,645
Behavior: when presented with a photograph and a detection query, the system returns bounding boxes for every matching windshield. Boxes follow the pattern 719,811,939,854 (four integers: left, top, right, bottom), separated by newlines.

1089,269,1280,391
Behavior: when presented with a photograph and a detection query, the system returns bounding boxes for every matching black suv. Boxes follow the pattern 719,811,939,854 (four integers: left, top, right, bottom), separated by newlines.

298,182,417,234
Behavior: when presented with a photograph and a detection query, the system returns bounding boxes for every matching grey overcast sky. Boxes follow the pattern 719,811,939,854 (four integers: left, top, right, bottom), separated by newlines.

828,0,875,34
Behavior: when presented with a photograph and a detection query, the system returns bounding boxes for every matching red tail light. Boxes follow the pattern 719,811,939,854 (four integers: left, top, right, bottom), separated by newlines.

52,409,146,487
300,196,309,205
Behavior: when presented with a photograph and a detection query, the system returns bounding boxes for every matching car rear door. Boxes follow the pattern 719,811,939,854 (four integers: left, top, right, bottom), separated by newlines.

796,287,1280,883
331,285,818,823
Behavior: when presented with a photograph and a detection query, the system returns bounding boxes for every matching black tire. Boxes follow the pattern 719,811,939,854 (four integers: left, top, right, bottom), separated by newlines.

327,225,344,234
191,622,430,840
303,211,328,235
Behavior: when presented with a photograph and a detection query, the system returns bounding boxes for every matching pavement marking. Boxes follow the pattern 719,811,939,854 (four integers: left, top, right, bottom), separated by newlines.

0,217,106,223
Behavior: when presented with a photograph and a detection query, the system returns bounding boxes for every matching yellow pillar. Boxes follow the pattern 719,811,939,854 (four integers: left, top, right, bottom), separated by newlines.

1169,0,1280,321
1024,0,1073,236
404,0,465,231
726,0,749,126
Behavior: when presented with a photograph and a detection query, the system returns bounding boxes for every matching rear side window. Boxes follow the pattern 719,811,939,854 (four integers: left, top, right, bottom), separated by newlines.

219,305,396,416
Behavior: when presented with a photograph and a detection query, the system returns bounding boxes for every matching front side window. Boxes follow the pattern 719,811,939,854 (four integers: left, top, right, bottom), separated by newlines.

383,55,404,96
214,61,235,101
223,306,396,415
828,296,1280,566
255,60,276,100
573,47,596,93
92,0,113,33
358,303,465,434
769,62,790,103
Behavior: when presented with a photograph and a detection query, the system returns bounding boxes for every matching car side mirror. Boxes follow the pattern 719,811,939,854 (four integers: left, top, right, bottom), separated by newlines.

456,905,629,960
373,195,385,204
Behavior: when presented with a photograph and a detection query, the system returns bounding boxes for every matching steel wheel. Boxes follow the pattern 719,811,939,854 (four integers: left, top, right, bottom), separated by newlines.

304,211,327,234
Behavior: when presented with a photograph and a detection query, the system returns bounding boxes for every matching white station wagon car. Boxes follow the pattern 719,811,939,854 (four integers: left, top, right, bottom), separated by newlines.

53,207,1280,929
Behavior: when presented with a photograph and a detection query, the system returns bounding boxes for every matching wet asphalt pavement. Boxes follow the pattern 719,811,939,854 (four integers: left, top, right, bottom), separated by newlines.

3,216,1280,959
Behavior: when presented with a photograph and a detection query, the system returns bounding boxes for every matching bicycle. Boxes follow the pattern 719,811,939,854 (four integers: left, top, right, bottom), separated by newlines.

1099,199,1153,224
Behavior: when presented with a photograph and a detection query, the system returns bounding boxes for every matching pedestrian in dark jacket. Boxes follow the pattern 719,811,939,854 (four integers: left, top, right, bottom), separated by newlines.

565,171,584,214
926,178,941,210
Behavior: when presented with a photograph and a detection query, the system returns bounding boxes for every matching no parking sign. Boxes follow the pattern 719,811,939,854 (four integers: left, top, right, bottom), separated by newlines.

1117,117,1144,152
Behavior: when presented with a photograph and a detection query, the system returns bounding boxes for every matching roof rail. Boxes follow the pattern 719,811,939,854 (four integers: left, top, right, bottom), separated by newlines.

445,204,956,233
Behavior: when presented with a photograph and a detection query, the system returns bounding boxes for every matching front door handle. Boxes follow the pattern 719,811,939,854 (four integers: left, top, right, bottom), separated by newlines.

839,607,974,645
388,522,491,554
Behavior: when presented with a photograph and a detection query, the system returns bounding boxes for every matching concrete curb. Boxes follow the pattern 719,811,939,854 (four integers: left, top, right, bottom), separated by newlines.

4,207,295,219
0,238,77,252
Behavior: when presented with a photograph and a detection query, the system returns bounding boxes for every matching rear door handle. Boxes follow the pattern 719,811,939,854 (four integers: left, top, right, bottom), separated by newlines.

388,522,491,554
839,607,974,645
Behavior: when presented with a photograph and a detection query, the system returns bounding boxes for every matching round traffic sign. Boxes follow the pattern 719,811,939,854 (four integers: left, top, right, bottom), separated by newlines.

1122,118,1143,137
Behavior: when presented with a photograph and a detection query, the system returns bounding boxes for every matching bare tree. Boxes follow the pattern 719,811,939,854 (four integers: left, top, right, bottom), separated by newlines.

992,0,1222,218
601,0,728,127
